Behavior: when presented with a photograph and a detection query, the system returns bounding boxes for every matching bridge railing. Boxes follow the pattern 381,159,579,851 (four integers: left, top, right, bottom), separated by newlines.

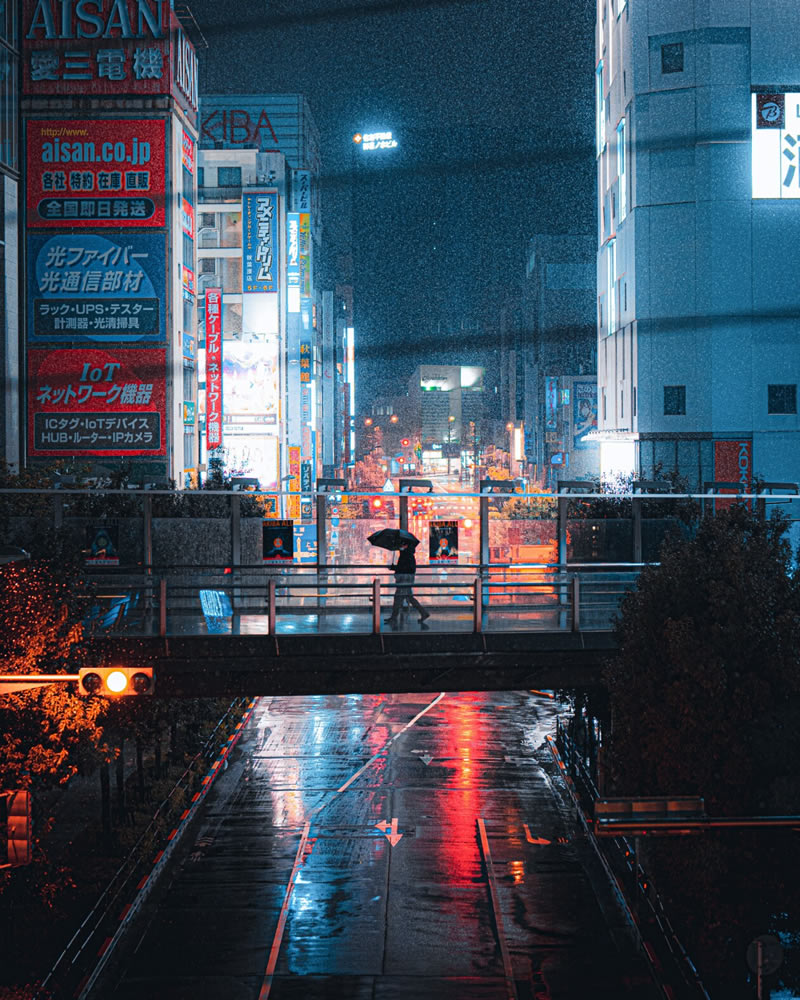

80,563,643,637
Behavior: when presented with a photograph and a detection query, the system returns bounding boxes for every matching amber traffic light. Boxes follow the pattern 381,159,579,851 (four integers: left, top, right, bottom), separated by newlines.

78,667,154,696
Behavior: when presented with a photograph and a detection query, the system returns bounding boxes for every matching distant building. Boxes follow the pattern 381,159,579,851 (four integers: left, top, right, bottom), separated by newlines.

406,364,487,475
596,0,800,488
522,235,598,486
197,95,351,506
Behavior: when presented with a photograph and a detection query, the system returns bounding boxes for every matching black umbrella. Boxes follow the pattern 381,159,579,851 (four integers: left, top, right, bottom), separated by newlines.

367,528,420,551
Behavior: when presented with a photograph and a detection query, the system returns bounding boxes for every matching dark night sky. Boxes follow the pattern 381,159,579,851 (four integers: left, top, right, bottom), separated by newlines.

190,0,596,395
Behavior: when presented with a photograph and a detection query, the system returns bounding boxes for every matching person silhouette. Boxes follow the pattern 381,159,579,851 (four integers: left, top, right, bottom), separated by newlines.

385,541,429,625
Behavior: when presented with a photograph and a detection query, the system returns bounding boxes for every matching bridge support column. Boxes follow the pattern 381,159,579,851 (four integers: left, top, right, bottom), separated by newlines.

571,576,580,632
372,578,381,634
632,497,642,564
267,579,276,636
479,493,489,609
473,578,482,632
399,494,409,532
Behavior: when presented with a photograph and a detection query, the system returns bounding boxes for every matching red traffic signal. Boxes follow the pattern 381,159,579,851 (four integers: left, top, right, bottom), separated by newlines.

401,438,410,447
78,667,154,696
372,498,382,509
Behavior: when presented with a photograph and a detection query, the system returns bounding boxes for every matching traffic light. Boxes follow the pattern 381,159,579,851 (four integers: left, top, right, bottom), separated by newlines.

1,791,32,866
78,666,155,696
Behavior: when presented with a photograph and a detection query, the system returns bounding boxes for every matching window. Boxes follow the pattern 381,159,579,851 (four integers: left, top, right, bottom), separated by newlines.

201,257,216,274
632,386,637,417
198,167,205,187
661,42,684,75
617,117,627,220
620,389,624,419
606,238,616,333
217,166,242,187
595,62,605,155
664,385,686,415
220,212,242,248
768,384,797,414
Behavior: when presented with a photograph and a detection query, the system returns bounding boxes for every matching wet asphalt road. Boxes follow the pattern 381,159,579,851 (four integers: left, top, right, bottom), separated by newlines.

106,692,658,1000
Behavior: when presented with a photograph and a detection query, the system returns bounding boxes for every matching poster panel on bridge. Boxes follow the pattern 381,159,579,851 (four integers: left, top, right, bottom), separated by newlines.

28,347,166,457
26,118,166,228
429,521,459,563
27,232,166,344
263,519,294,564
84,522,120,566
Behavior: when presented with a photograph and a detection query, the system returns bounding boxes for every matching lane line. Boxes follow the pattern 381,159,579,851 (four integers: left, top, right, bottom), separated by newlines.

258,818,311,1000
258,691,446,998
477,816,518,1000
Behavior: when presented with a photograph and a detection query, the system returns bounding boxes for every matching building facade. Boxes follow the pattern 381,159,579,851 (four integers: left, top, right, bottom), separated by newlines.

596,0,800,488
522,234,598,486
21,0,200,484
196,95,350,506
0,2,20,469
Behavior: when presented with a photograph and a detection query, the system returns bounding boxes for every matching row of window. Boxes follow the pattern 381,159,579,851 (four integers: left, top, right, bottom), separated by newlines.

662,384,797,416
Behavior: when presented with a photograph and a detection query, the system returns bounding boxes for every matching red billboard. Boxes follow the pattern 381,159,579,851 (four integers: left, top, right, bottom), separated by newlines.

205,289,222,451
28,348,166,457
26,118,166,228
23,0,171,97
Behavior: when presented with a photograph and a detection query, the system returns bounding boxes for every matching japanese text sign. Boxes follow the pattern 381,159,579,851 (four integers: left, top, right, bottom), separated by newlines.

572,381,598,450
299,212,312,299
205,288,222,451
28,347,166,456
23,0,170,96
243,190,278,293
752,93,800,198
27,232,166,344
27,118,166,228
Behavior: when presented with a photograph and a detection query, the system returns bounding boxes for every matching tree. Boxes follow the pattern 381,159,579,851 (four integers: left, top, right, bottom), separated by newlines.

603,504,800,995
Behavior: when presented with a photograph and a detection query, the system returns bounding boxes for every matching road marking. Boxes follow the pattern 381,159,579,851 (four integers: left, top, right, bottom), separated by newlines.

477,817,518,1000
258,692,445,999
375,817,403,846
523,824,551,846
420,754,434,765
258,818,311,1000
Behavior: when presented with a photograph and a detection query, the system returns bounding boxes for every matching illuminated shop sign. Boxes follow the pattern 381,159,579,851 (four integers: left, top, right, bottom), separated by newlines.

353,131,398,151
243,190,278,293
287,212,300,313
23,0,170,96
181,197,194,238
27,232,166,343
181,129,194,173
26,118,166,228
28,347,166,456
752,92,800,198
205,288,222,451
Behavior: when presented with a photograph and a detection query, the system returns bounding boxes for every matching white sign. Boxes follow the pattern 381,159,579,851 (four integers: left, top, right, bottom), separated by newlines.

752,92,800,198
360,131,398,151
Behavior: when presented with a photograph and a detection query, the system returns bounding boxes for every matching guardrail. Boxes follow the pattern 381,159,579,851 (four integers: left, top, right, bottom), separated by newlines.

552,720,711,1000
81,564,643,637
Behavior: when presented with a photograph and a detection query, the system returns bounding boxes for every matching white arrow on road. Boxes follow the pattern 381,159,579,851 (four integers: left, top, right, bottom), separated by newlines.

420,754,434,765
376,817,403,846
524,823,551,846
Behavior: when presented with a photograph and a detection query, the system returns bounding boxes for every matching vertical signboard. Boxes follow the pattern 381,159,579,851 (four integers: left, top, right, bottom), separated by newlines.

545,376,558,432
242,191,278,293
714,440,752,508
573,381,598,449
205,288,222,451
299,212,312,298
287,445,301,520
28,347,166,456
26,119,166,228
287,212,300,313
430,521,459,563
752,93,800,199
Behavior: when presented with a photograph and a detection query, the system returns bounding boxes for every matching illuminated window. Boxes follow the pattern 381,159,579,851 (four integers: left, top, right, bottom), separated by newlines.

661,42,684,75
664,385,686,416
617,118,627,220
596,62,606,155
768,384,797,414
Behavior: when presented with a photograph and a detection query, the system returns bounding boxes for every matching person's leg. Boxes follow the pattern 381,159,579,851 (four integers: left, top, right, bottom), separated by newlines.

386,574,411,622
406,577,430,620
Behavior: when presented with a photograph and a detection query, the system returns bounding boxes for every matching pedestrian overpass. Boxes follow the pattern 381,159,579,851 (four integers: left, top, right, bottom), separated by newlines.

4,478,796,696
